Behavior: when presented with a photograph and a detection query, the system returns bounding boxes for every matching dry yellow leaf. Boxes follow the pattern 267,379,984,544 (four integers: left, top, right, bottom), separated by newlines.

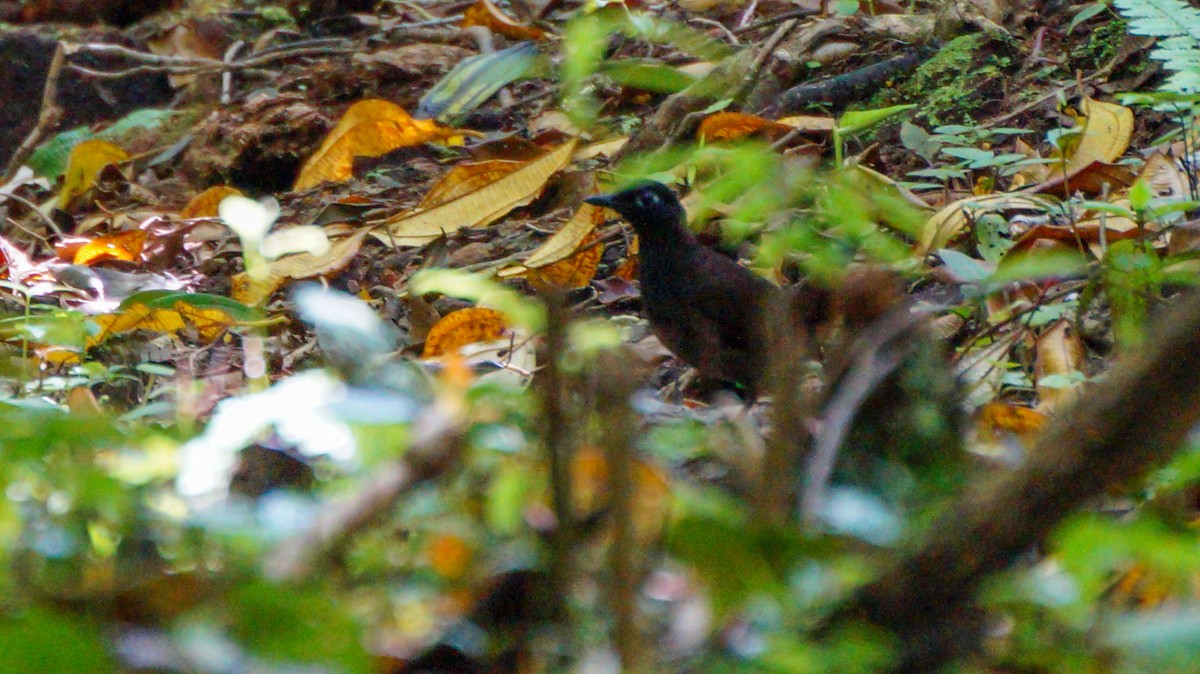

499,201,607,281
231,228,370,305
293,99,458,191
181,185,244,218
59,140,129,209
1060,97,1133,178
918,193,1055,255
422,307,509,358
374,138,578,247
418,160,524,209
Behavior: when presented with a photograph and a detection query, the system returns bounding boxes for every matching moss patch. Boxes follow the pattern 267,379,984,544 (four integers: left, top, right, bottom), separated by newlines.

872,33,1011,127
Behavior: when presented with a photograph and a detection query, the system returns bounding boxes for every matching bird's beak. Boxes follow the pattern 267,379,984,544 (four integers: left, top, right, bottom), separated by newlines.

584,193,620,211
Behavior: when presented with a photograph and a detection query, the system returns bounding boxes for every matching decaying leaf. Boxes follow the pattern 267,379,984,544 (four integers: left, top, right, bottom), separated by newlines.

422,307,510,358
59,139,129,209
293,99,459,191
461,0,547,41
697,112,834,143
375,138,578,247
1034,319,1086,414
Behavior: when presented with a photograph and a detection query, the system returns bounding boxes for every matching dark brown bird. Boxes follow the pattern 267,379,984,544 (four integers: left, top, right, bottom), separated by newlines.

586,182,776,394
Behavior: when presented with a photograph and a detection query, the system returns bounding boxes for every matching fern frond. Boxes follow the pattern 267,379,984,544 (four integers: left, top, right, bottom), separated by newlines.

1113,0,1200,93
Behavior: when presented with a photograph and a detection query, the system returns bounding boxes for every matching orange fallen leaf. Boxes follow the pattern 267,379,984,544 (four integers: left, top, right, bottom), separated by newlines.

293,99,459,191
181,185,244,218
527,232,604,291
418,160,524,209
422,307,509,358
73,230,148,266
461,0,547,41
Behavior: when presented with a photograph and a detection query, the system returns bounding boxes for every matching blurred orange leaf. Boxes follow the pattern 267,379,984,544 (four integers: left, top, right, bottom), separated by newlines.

59,140,129,209
294,99,459,191
422,307,509,358
461,0,547,40
181,185,244,218
426,533,473,580
698,112,834,143
571,446,670,543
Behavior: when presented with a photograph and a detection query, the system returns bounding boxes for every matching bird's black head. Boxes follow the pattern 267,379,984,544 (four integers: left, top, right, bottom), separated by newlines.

585,181,686,237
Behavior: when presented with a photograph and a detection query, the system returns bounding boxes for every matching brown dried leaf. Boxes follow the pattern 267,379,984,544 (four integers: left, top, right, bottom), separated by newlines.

1034,319,1085,414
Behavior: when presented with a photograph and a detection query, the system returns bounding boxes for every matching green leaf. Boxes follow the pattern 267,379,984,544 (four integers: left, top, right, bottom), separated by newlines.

0,608,119,673
122,290,264,322
1129,178,1154,211
837,104,917,135
417,42,539,121
228,581,372,674
27,108,176,179
937,249,991,283
601,58,697,94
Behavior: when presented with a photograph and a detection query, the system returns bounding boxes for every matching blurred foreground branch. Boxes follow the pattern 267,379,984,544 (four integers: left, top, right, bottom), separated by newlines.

827,291,1200,671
